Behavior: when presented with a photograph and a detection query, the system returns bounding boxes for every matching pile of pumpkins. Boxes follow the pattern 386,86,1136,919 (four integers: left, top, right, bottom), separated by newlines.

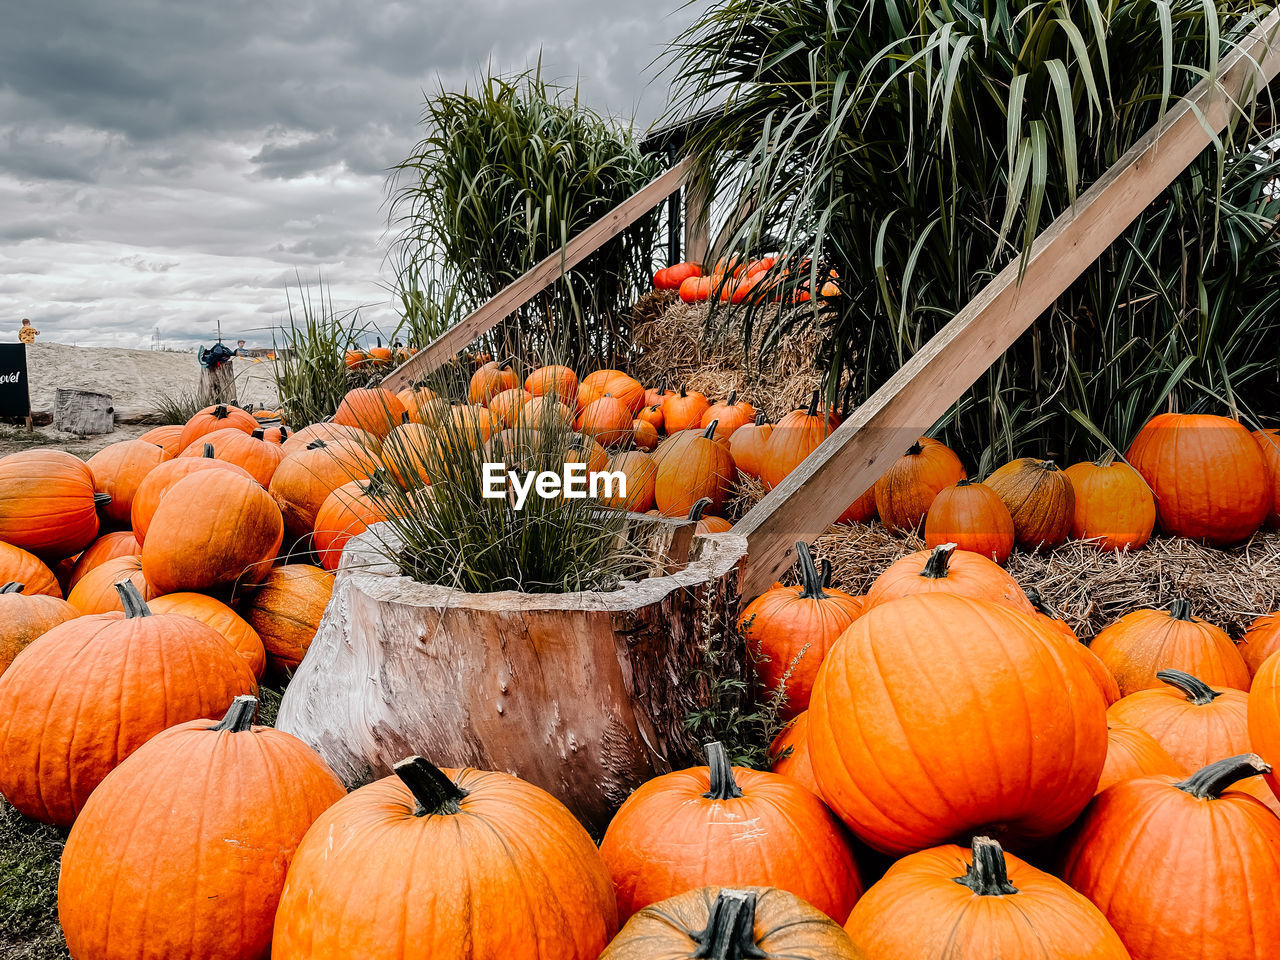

653,255,842,305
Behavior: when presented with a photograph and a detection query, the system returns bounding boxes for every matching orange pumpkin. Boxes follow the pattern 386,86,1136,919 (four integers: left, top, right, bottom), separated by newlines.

1254,428,1280,527
637,402,664,431
769,711,822,796
758,391,839,490
661,385,710,433
468,361,520,405
688,497,733,534
604,451,657,512
0,449,104,558
67,531,141,591
579,369,644,415
398,386,446,426
984,458,1075,550
344,349,366,369
700,391,756,439
837,485,878,524
269,438,379,537
86,439,170,527
654,421,736,516
524,364,579,406
148,593,267,679
516,395,572,430
873,437,967,533
1239,613,1280,677
727,413,772,480
130,449,254,544
631,418,658,451
600,741,862,923
332,387,406,440
0,542,62,598
177,404,258,452
579,393,634,447
365,346,393,366
487,387,530,427
136,424,185,459
242,564,334,676
178,426,285,487
566,433,610,477
1096,719,1186,794
67,554,154,614
313,476,393,571
380,420,435,488
923,479,1015,563
281,422,380,455
863,543,1035,615
1064,456,1156,550
0,583,77,677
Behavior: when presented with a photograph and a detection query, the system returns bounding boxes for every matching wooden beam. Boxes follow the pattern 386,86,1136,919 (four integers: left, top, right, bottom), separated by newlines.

684,163,712,266
381,158,693,391
734,9,1280,599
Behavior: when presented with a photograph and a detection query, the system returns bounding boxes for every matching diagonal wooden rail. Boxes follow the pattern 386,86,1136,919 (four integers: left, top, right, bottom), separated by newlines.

733,8,1280,598
380,157,694,392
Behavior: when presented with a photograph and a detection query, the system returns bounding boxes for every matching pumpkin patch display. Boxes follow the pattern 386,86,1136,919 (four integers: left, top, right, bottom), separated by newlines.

0,449,104,558
0,583,77,677
242,564,334,676
0,541,62,597
599,741,862,923
863,542,1035,615
873,437,966,533
923,479,1014,562
1096,719,1185,794
1064,456,1156,550
85,439,169,527
983,457,1075,550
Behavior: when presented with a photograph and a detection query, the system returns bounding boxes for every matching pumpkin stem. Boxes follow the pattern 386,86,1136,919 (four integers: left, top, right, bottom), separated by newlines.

202,443,216,458
94,492,112,508
805,390,819,417
753,412,766,426
213,404,228,418
210,695,258,732
1157,669,1220,706
394,756,469,816
688,497,712,523
906,440,924,456
689,889,768,960
954,836,1019,896
1169,598,1193,621
307,439,328,450
702,741,743,800
1176,754,1270,800
279,426,290,440
703,420,719,439
1024,586,1059,619
0,582,23,594
820,558,832,588
955,477,974,487
680,384,688,398
920,543,957,579
252,428,264,439
401,411,411,424
115,581,151,618
1094,449,1118,468
795,542,828,599
726,390,737,406
1038,459,1061,472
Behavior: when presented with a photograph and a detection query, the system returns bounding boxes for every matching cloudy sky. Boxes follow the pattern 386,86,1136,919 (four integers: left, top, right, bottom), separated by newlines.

0,0,697,349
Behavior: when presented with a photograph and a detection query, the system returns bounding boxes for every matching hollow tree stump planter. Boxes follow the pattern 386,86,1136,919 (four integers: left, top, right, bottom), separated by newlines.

275,527,749,835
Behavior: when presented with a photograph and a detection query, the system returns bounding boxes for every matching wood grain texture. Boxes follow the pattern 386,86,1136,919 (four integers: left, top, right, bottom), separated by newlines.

52,389,114,436
734,10,1280,599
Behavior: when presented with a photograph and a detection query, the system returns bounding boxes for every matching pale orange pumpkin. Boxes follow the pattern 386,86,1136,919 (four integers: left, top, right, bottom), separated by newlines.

1064,456,1156,550
873,437,967,533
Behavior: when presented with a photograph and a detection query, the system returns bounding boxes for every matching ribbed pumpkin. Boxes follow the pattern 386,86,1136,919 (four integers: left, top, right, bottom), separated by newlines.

1108,669,1249,776
59,696,345,960
846,837,1129,960
579,393,635,447
380,420,435,488
758,391,839,490
524,364,579,406
67,554,154,614
130,448,253,543
0,583,77,677
1239,613,1280,676
1096,719,1185,794
603,451,657,512
810,593,1107,854
700,391,756,439
517,395,572,430
136,424,185,459
67,530,141,590
737,542,864,717
863,543,1035,615
0,541,62,597
600,741,862,923
637,402,665,432
0,582,257,825
631,418,658,451
487,387,530,428
661,384,710,433
468,361,520,406
313,475,393,571
873,437,967,533
654,421,737,516
687,497,733,534
281,421,380,455
177,403,258,451
1126,412,1270,545
399,386,447,426
179,426,285,487
0,449,104,557
566,433,610,476
838,484,878,524
148,592,267,679
332,387,406,440
243,564,334,676
269,438,379,537
983,458,1075,550
1247,651,1280,803
86,439,169,526
1254,428,1280,527
1062,754,1280,959
1064,456,1156,550
727,412,772,480
272,756,618,959
1089,599,1249,696
923,480,1014,563
579,369,645,415
142,471,283,594
600,887,861,960
769,711,821,796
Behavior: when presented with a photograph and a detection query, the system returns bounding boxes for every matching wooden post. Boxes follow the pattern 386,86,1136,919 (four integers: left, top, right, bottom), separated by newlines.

198,361,236,406
684,161,712,266
733,9,1280,599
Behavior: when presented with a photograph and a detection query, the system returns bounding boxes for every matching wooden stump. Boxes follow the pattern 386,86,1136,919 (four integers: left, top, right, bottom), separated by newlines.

275,528,749,835
198,361,236,406
53,389,114,435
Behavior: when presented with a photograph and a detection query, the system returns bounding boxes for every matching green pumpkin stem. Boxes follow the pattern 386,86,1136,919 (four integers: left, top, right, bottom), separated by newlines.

820,558,833,588
805,389,819,418
202,443,216,458
1176,754,1270,800
688,497,712,523
115,581,151,618
1157,669,1220,706
702,741,743,801
210,695,259,732
921,543,957,579
906,440,924,456
955,836,1019,896
689,889,768,960
726,390,737,407
394,756,469,816
1169,598,1193,621
94,492,112,508
703,420,719,439
795,542,828,599
0,582,23,594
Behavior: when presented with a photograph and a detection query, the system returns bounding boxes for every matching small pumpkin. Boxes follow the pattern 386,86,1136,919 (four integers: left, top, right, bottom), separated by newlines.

873,437,967,533
863,542,1035,615
661,384,711,434
0,542,62,598
313,475,394,571
687,497,733,534
147,593,267,679
726,413,771,480
1063,455,1156,550
1096,719,1185,795
923,479,1014,563
177,404,258,452
0,449,105,558
67,554,154,614
983,458,1075,550
86,439,169,526
524,364,579,407
130,448,254,544
332,387,407,440
654,421,737,517
637,402,664,431
1239,613,1280,677
631,418,658,451
700,391,756,439
468,361,520,406
242,564,334,676
0,583,77,677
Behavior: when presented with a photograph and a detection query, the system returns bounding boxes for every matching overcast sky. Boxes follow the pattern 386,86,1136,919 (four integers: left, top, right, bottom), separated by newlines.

0,0,697,349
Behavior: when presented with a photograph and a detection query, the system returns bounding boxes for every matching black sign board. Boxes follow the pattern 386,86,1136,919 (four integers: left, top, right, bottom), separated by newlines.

0,343,31,418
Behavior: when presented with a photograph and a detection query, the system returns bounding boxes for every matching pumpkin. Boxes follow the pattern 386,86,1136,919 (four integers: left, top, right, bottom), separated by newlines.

399,385,447,425
142,471,283,594
0,449,104,558
1108,669,1249,776
600,887,860,960
447,403,497,448
1239,613,1280,677
487,387,530,427
654,421,737,516
0,541,62,597
566,433,610,475
344,349,366,369
468,361,520,406
579,393,635,447
0,581,257,825
653,262,702,290
758,391,839,490
728,413,772,480
130,448,254,543
1246,651,1280,803
637,402,664,431
1064,456,1156,550
524,364,579,406
599,741,862,923
1096,719,1186,794
269,438,379,537
644,383,672,407
737,542,864,717
838,484,878,524
1062,754,1280,959
769,711,822,797
58,695,345,960
701,391,756,439
688,497,733,534
1254,428,1280,527
873,437,967,533
178,426,285,487
272,756,618,959
863,542,1036,616
983,458,1075,550
313,475,394,571
631,418,658,451
148,593,267,679
136,424,185,458
579,369,645,415
604,451,657,512
517,395,572,430
1126,412,1270,545
67,530,141,590
333,387,407,440
923,479,1015,563
661,385,711,434
1089,599,1249,696
366,346,393,366
0,583,77,677
67,554,154,614
809,593,1107,854
1022,586,1081,643
86,439,169,526
281,422,380,455
177,404,258,451
380,420,435,488
846,836,1129,960
242,564,334,676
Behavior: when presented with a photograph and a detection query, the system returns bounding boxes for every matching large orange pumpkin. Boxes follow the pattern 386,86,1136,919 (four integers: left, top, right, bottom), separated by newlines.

603,451,657,512
660,385,710,434
983,458,1075,550
863,542,1035,615
0,581,257,825
0,449,104,558
1062,754,1280,959
524,364,579,406
579,369,645,415
1246,652,1280,803
846,837,1129,959
1126,412,1270,545
272,756,618,959
809,593,1107,854
281,422,380,455
333,388,406,440
923,479,1015,563
1064,457,1156,550
1254,428,1280,527
1239,613,1280,677
148,592,267,679
86,439,169,527
178,426,285,487
177,403,258,451
0,583,77,677
1089,599,1249,696
700,391,756,439
654,421,736,516
142,471,283,594
727,413,773,480
67,531,141,591
313,476,394,571
59,695,345,960
130,448,254,543
136,424,185,459
0,541,62,597
578,393,634,447
1096,719,1185,794
242,564,334,676
67,554,154,614
758,391,839,490
269,438,379,537
1108,669,1249,775
599,741,862,923
873,437,967,533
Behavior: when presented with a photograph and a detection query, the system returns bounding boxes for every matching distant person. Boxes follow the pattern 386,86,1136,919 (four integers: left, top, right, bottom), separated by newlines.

18,318,38,344
233,339,249,356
